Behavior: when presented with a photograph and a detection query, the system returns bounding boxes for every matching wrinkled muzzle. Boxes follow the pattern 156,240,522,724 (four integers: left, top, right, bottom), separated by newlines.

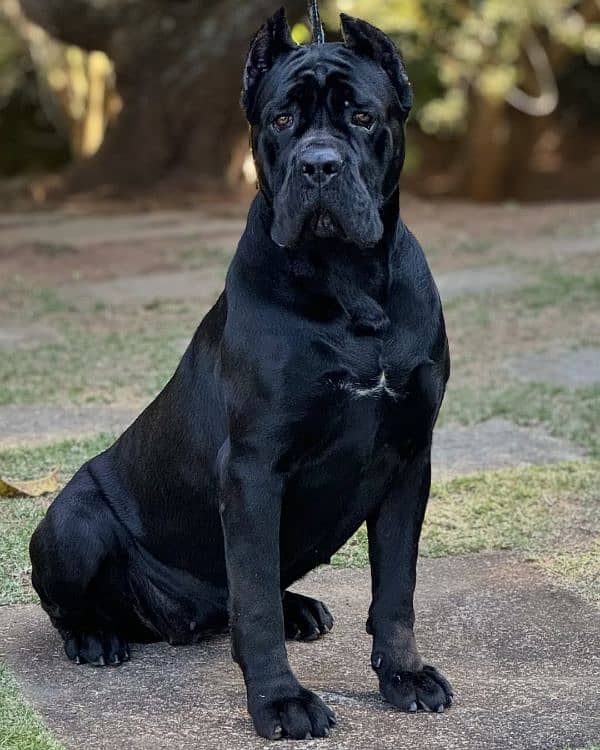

270,140,384,249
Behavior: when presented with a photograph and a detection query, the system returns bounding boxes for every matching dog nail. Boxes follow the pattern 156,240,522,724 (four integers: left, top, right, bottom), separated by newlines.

323,727,330,736
96,655,105,666
74,656,81,665
437,704,444,713
304,732,312,739
408,701,418,713
418,700,431,712
372,655,382,669
273,725,282,738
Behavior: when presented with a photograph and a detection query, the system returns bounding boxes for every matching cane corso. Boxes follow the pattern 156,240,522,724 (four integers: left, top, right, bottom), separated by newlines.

30,7,452,740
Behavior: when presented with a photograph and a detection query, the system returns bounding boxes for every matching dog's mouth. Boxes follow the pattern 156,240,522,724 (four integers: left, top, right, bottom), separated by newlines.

310,210,344,239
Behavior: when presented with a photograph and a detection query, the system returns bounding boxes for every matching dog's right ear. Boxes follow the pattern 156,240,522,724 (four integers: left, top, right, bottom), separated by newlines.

242,7,297,120
341,13,412,115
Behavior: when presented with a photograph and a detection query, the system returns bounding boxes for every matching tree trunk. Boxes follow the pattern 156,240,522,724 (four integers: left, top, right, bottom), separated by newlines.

459,94,512,201
19,0,306,193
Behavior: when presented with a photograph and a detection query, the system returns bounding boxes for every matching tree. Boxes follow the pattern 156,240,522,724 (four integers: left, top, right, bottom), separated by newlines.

332,0,600,200
17,0,307,193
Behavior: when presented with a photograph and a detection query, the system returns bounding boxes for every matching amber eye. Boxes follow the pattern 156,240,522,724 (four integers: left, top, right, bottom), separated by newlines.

273,113,293,130
352,111,375,129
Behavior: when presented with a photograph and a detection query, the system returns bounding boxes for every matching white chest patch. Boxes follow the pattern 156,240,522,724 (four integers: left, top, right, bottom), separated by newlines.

338,371,399,400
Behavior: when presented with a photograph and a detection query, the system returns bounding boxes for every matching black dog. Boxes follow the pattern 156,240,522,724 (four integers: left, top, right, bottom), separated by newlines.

30,7,452,740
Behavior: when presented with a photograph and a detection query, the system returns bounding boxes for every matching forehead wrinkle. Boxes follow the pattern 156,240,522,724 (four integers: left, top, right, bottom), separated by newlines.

258,44,394,115
291,70,348,103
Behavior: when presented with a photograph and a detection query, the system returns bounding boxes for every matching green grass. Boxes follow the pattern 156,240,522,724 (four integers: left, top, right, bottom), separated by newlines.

452,237,494,256
0,435,115,480
517,270,600,311
0,324,187,405
0,436,115,605
443,268,600,314
438,265,600,458
1,435,597,605
422,461,598,557
0,664,64,750
333,461,600,585
0,496,49,605
540,541,600,605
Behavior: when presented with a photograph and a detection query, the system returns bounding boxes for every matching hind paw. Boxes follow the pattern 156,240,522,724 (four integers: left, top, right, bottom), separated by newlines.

62,630,130,666
282,591,334,641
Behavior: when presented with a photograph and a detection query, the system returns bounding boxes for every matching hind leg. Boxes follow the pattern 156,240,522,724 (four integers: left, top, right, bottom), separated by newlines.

30,467,134,666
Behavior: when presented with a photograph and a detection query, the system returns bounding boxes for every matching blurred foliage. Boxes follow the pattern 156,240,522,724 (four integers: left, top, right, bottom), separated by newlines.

330,0,600,134
0,0,117,173
0,0,598,194
0,13,69,173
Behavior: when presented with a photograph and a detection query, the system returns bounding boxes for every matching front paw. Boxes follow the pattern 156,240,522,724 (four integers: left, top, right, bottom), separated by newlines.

372,655,453,713
248,683,336,740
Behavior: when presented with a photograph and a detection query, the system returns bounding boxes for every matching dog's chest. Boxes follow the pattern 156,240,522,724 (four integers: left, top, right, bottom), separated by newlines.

303,327,437,453
321,327,418,408
282,333,435,543
334,364,400,400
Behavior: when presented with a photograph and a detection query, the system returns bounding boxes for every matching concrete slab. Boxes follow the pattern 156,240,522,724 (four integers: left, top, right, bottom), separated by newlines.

0,211,245,249
506,347,600,389
529,233,600,258
60,268,225,308
0,404,140,449
436,266,529,301
1,555,598,750
0,326,29,349
63,262,530,313
0,324,59,351
432,418,584,479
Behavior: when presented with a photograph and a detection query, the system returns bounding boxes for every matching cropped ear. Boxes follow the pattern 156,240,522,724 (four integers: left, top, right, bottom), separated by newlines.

242,7,297,119
340,13,412,115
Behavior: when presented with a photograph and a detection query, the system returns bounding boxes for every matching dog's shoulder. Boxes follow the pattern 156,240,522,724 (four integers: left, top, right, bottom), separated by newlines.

389,222,444,324
386,221,448,376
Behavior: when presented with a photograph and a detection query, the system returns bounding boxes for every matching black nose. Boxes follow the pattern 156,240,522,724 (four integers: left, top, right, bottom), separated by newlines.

300,146,342,185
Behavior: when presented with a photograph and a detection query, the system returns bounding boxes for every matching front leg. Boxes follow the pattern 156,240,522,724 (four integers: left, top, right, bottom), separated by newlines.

220,450,336,740
367,446,453,713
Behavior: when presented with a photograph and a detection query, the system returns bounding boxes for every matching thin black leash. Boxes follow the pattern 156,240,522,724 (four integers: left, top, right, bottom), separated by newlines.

308,0,325,44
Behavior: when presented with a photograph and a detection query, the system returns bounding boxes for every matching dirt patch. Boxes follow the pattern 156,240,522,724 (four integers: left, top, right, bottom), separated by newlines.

0,210,241,285
0,404,141,449
1,199,599,285
436,266,531,301
61,268,226,308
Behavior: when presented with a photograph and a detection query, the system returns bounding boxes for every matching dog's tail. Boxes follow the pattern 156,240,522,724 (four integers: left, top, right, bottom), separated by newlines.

308,0,325,45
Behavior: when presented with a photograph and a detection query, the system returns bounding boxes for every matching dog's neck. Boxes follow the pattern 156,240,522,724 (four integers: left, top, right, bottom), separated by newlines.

239,191,401,333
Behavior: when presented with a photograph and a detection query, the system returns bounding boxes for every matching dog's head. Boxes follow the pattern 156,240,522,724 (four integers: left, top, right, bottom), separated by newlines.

242,8,412,249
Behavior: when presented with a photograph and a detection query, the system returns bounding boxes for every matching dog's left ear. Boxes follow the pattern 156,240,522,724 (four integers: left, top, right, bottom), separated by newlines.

242,7,297,120
340,13,412,116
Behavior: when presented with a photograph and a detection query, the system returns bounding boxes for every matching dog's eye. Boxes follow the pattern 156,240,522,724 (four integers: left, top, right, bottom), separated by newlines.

352,112,375,129
273,114,293,131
